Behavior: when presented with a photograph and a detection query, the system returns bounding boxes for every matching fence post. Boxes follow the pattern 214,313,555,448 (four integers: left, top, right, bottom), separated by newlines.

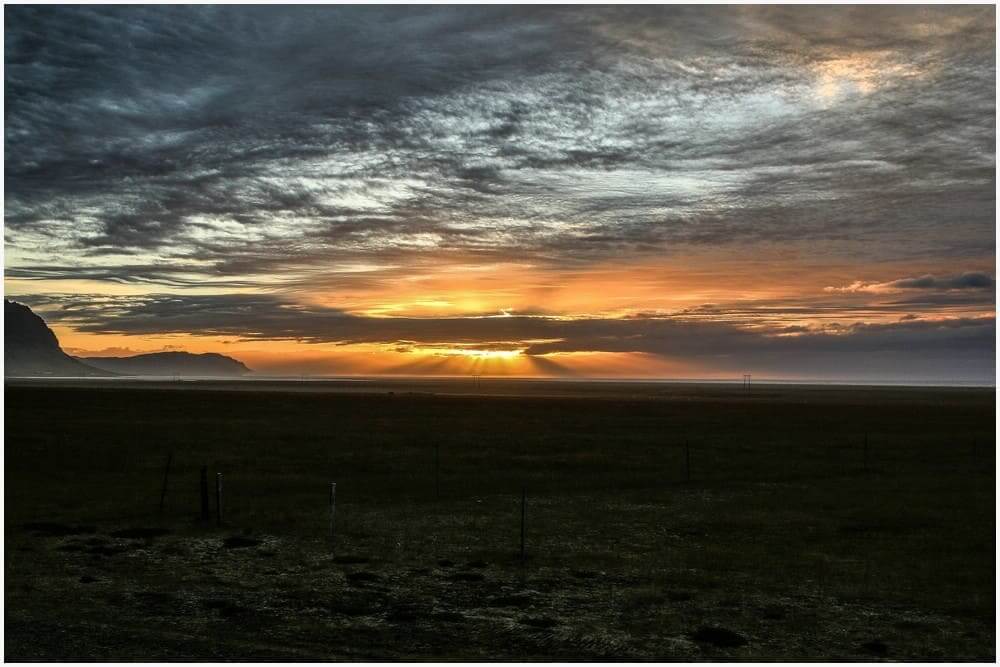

684,443,691,483
329,482,337,543
158,451,173,515
216,472,223,526
434,444,440,500
199,466,210,522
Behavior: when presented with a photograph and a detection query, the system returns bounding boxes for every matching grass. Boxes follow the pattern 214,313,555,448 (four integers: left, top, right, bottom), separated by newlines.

4,381,995,660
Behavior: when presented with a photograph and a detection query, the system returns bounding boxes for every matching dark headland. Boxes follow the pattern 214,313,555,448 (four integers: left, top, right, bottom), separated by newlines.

4,300,250,378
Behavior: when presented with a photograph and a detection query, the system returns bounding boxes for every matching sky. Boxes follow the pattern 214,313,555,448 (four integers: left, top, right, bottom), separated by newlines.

4,5,996,383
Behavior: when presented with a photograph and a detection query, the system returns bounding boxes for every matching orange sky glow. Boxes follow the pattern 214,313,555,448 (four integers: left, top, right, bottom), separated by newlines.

24,242,993,379
5,6,994,383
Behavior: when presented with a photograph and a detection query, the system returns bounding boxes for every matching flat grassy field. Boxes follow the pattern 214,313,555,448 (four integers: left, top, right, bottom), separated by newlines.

4,381,995,660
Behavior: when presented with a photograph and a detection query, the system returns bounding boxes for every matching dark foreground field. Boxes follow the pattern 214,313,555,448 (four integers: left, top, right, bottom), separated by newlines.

4,381,995,660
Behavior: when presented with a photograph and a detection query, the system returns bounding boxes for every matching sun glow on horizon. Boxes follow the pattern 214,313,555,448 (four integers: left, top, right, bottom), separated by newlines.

422,347,524,360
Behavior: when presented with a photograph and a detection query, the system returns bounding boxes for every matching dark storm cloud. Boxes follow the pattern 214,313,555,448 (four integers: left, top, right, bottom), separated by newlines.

828,272,997,293
5,6,576,257
889,272,995,290
5,6,995,284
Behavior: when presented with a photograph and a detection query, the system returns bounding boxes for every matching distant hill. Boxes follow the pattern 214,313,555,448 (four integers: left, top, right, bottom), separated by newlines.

5,299,252,378
81,351,252,377
4,300,110,377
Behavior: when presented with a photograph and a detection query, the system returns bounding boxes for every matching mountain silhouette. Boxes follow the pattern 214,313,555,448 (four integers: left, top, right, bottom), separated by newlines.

81,351,251,376
5,300,252,377
4,300,109,376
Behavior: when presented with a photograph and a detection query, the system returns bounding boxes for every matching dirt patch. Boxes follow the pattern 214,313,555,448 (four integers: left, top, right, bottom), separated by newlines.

448,572,485,582
520,615,559,629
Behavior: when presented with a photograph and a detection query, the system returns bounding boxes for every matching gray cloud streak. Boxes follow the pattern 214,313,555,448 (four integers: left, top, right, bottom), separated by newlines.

889,273,995,290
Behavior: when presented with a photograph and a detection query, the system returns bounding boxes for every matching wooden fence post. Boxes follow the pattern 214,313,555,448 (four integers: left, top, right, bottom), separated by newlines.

158,451,173,515
329,482,337,543
200,466,210,522
216,472,223,526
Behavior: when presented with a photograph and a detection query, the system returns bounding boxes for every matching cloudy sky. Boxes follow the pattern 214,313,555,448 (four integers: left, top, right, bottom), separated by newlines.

5,6,996,382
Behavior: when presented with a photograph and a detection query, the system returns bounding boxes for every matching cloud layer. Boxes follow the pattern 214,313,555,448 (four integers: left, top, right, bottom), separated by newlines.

5,7,995,382
6,6,995,283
